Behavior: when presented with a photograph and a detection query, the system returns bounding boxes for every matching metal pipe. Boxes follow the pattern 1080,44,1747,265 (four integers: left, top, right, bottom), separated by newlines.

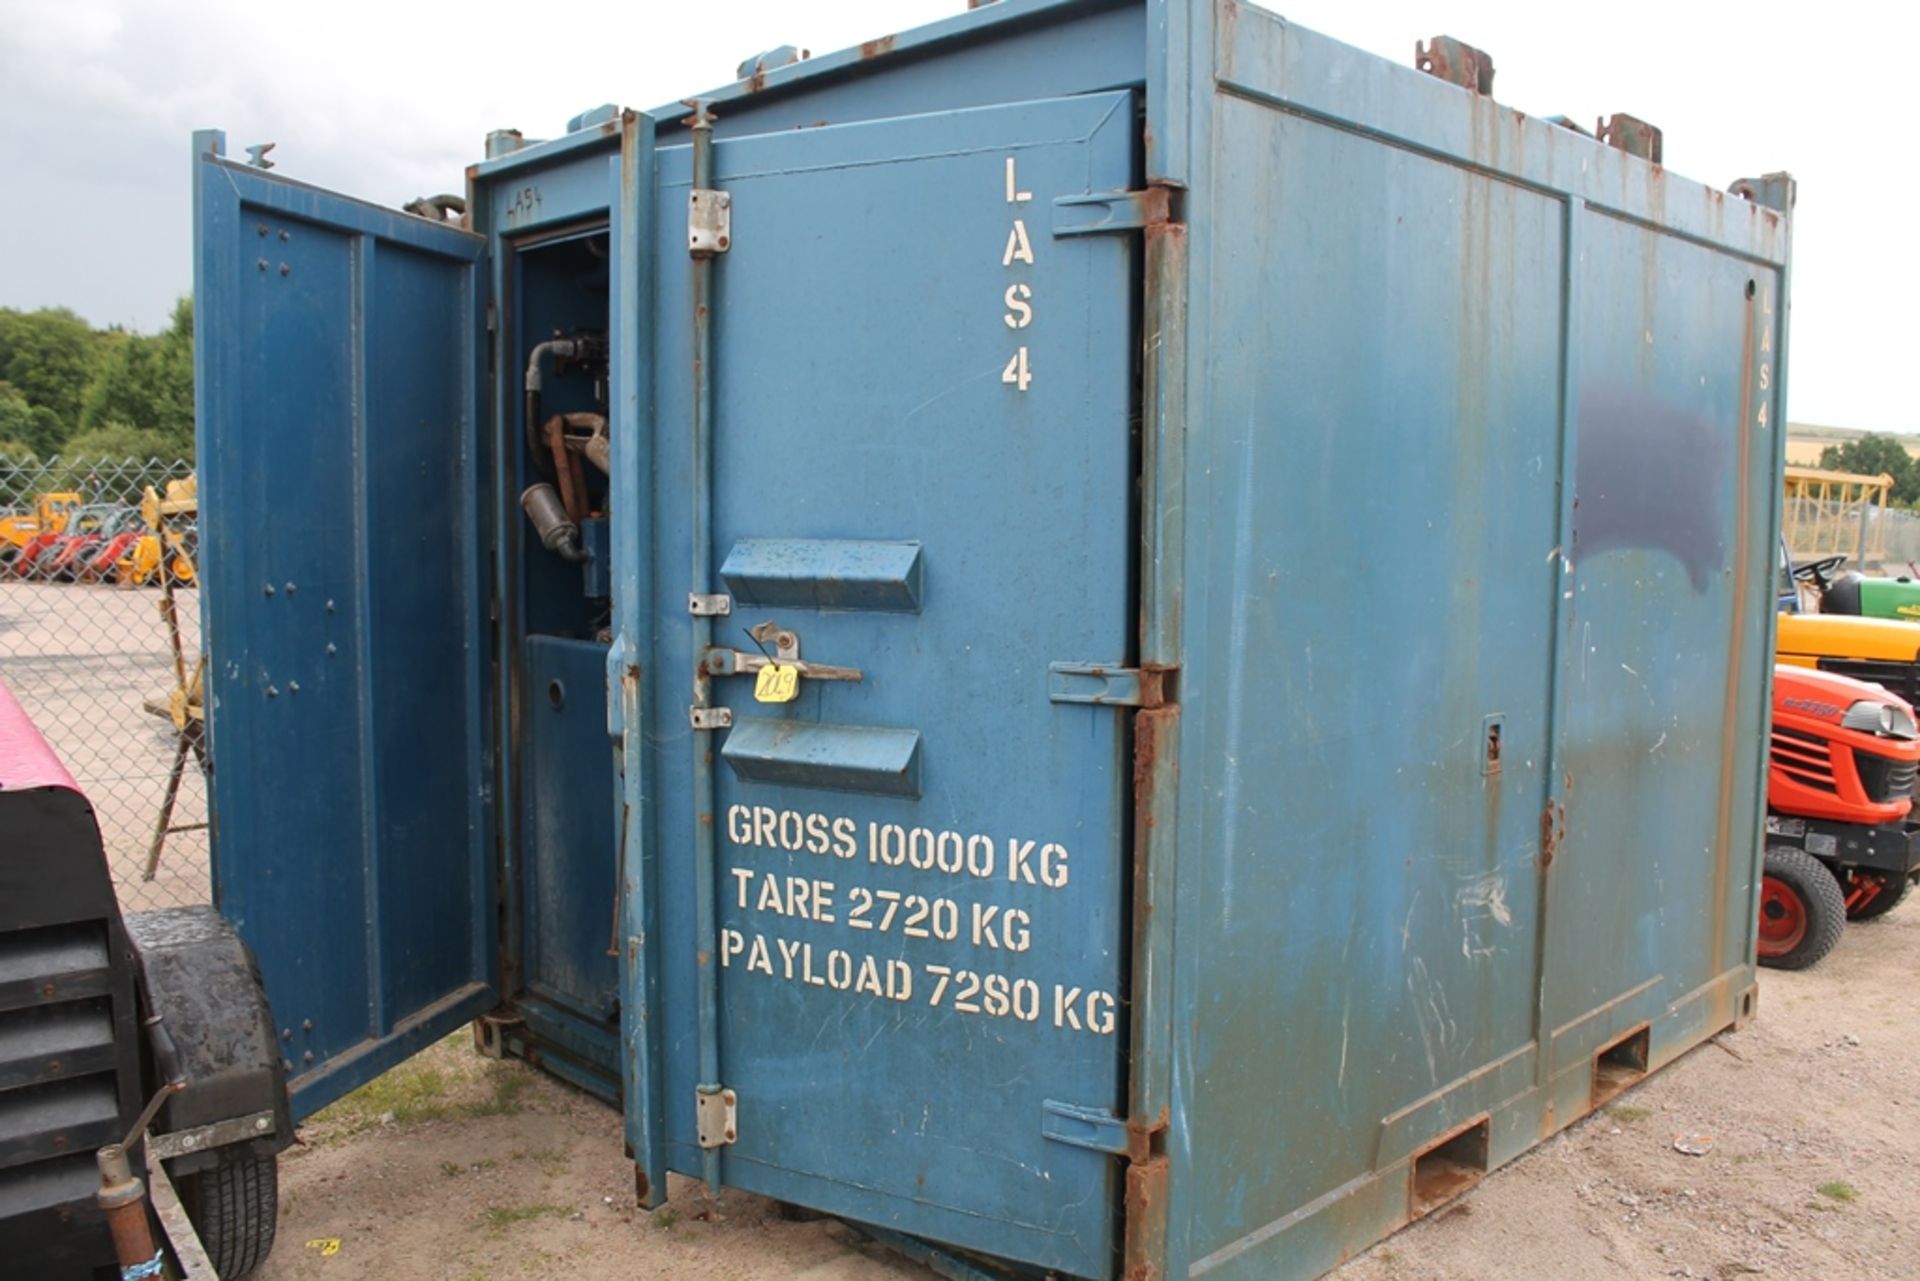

524,337,582,465
96,1072,185,1279
688,102,723,1195
96,1143,160,1276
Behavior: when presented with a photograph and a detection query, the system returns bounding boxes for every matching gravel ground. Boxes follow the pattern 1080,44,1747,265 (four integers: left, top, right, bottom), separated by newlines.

0,579,210,910
254,907,1920,1281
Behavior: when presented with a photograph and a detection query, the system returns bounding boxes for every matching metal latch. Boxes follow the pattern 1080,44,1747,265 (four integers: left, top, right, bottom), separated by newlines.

1040,1100,1130,1155
696,1086,737,1148
688,189,732,256
703,621,864,685
689,706,734,730
688,592,732,616
1047,662,1170,708
1052,187,1171,238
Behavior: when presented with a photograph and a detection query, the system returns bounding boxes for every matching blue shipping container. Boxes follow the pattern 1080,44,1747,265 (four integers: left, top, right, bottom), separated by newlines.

191,3,1791,1277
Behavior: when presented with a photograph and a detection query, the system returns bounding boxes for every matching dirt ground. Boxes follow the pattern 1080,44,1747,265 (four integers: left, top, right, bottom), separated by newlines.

253,907,1920,1281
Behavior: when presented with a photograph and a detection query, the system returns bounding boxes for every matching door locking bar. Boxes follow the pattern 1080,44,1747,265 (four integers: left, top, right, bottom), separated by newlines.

702,620,863,685
701,649,863,683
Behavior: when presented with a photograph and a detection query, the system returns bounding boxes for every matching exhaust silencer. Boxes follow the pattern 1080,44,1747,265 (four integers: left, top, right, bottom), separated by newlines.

521,482,587,561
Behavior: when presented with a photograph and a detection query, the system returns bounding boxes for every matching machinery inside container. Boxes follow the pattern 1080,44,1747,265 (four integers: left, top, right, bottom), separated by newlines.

503,227,623,1094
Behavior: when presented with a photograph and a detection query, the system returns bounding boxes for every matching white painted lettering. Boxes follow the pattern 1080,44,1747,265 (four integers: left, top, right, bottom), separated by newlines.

1002,220,1035,267
1005,156,1030,204
1086,990,1117,1035
972,903,1001,949
1040,843,1070,889
1003,282,1033,329
967,834,996,878
1007,839,1036,884
1054,984,1083,1030
1003,908,1031,953
908,827,936,871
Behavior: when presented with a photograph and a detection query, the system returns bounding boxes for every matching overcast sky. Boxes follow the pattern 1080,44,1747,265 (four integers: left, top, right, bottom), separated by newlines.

2,0,1912,431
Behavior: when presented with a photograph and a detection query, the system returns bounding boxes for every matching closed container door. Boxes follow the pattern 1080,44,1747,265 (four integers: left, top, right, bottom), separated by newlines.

192,133,494,1118
1540,213,1780,1059
648,91,1138,1276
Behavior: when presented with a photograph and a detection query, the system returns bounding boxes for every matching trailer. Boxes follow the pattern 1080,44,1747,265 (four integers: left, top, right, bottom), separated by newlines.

190,3,1792,1277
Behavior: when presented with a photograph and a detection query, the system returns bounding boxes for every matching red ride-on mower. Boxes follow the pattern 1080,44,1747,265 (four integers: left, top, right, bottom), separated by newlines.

1762,665,1920,969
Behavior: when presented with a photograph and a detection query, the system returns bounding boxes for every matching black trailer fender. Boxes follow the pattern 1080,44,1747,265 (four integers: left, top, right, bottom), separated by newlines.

126,906,292,1176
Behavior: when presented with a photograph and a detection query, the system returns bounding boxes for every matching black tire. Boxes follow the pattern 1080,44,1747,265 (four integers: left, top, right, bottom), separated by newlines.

1847,871,1912,922
1758,846,1847,971
179,1147,279,1278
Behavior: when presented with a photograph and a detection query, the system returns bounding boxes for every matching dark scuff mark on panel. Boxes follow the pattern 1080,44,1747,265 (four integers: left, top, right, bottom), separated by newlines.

1572,385,1728,591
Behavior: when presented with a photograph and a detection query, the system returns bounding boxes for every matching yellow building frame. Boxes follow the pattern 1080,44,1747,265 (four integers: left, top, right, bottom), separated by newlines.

1782,464,1892,566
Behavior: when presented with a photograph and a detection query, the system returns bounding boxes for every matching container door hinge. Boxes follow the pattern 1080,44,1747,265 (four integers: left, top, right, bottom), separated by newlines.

1051,186,1172,238
695,1086,737,1148
1041,1100,1130,1155
689,189,732,257
1048,662,1173,708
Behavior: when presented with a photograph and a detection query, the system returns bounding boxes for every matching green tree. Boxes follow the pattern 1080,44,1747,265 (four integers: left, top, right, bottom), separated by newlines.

77,298,194,454
59,421,180,464
0,308,103,448
1820,433,1920,506
0,383,33,449
26,406,63,457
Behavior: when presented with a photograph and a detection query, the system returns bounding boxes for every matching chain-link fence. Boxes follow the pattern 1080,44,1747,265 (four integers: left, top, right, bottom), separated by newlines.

1869,507,1920,576
0,455,206,911
1786,497,1920,577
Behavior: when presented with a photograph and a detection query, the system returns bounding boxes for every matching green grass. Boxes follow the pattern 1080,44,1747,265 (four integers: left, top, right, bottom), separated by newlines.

310,1049,533,1138
483,1203,568,1232
1817,1181,1858,1204
312,1064,454,1132
468,1066,533,1116
524,1146,570,1176
653,1207,680,1231
1606,1105,1652,1124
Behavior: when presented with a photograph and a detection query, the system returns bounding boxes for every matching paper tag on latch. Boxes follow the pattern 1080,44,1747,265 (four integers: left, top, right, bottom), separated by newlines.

754,663,799,703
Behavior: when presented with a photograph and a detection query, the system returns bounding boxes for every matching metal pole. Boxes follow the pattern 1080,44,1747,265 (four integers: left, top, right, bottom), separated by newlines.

1858,479,1875,567
688,102,723,1195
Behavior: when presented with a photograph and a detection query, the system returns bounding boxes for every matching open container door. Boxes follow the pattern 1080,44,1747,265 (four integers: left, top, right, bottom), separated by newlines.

192,131,495,1120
